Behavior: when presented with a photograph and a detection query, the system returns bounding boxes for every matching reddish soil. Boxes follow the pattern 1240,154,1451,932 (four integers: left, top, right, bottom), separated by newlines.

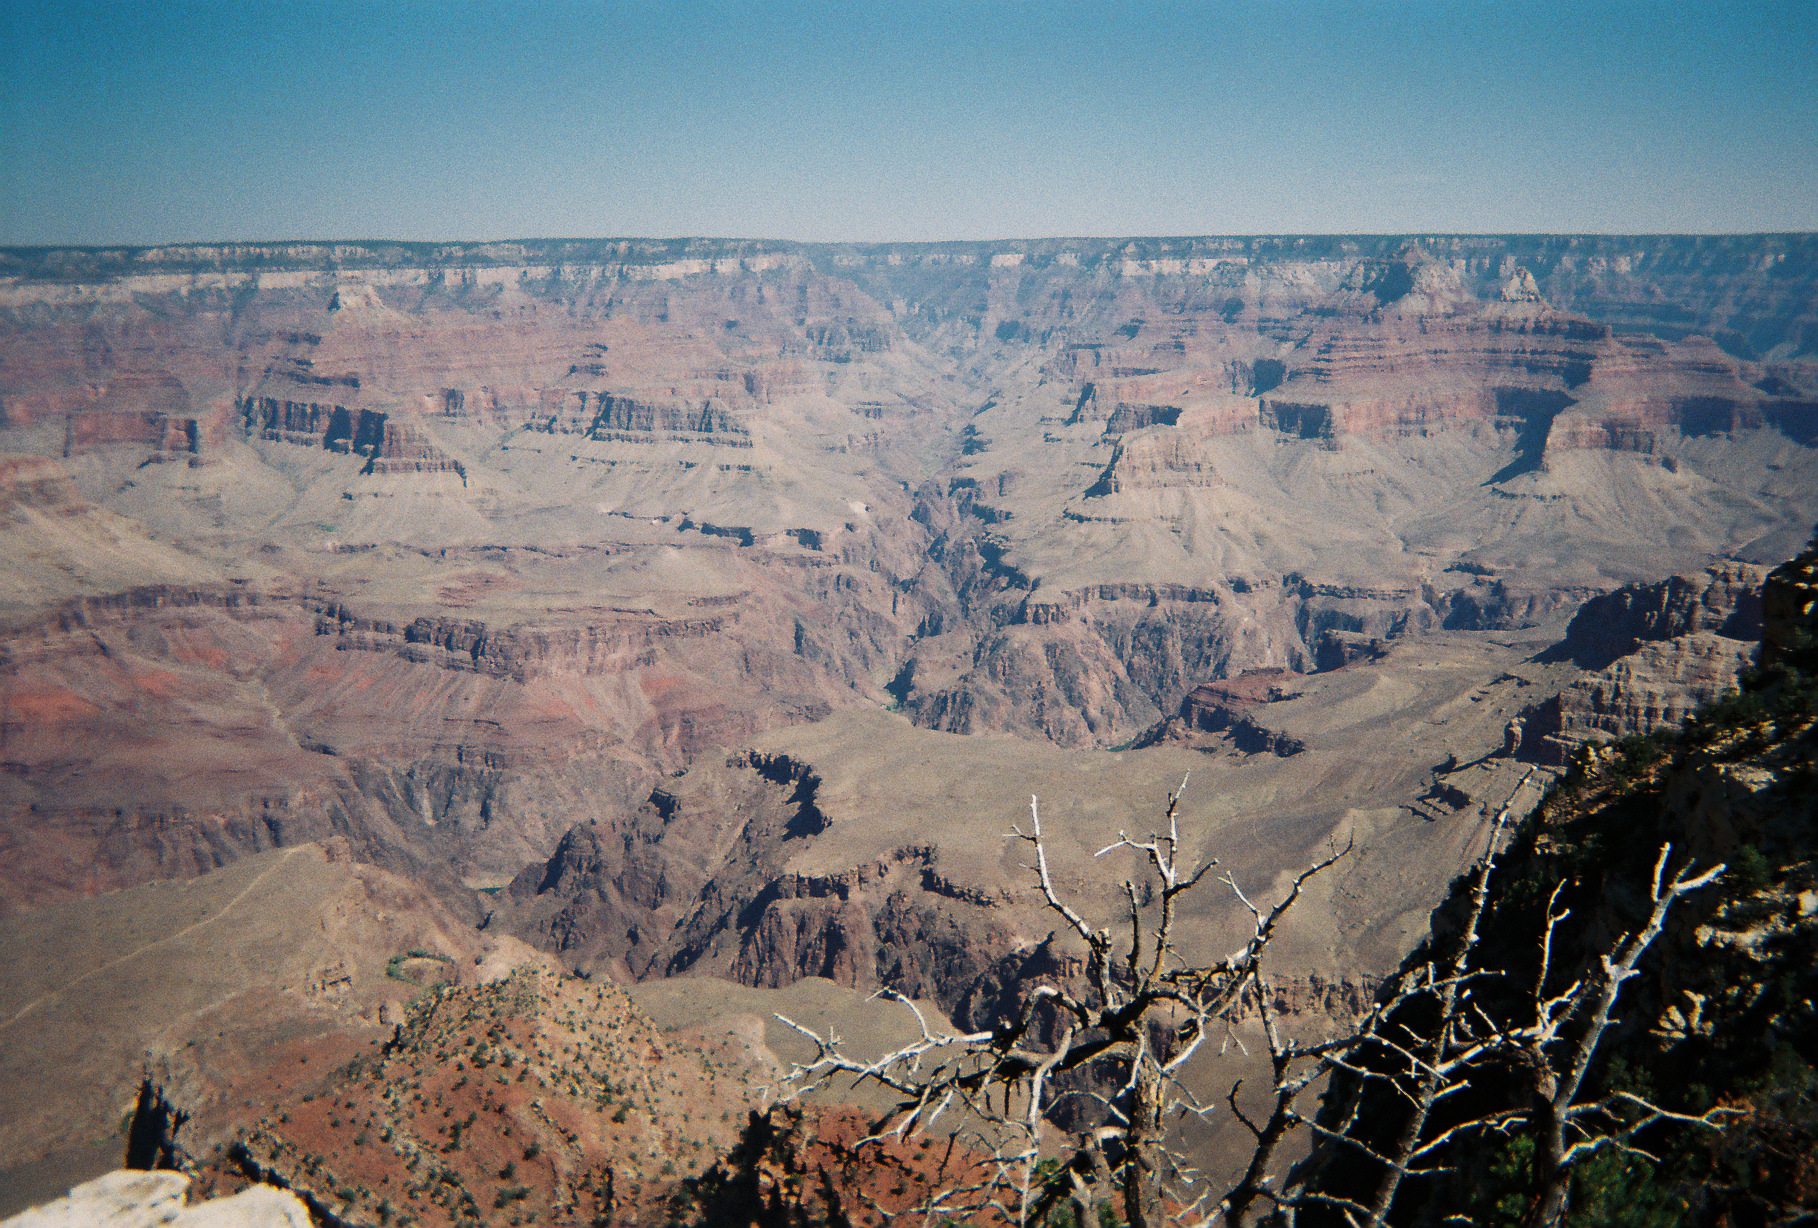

196,968,767,1227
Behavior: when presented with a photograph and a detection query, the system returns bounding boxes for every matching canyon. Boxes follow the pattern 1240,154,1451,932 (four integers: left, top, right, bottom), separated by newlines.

0,234,1814,1213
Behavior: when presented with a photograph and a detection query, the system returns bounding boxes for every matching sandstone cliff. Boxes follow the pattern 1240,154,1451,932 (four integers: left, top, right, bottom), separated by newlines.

1521,560,1770,762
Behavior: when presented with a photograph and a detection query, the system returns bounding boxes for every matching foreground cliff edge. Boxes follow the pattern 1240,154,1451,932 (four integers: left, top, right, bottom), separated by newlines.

1288,532,1818,1225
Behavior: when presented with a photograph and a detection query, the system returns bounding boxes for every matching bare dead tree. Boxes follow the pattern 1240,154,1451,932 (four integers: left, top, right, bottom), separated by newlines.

1218,778,1544,1227
1284,830,1738,1228
775,776,1355,1227
770,771,1732,1228
1282,776,1533,1228
1505,846,1738,1228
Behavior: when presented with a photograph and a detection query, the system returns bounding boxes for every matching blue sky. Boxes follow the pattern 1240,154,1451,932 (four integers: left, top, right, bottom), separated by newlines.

1,0,1814,244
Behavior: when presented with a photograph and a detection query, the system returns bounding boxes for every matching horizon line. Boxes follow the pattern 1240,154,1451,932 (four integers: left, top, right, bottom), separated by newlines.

6,230,1818,255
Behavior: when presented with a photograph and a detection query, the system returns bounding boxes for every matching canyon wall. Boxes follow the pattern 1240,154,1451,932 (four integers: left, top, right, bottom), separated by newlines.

0,234,1812,923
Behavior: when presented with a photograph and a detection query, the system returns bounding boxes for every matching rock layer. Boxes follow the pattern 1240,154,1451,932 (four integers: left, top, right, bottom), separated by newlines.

1522,561,1768,760
0,234,1812,914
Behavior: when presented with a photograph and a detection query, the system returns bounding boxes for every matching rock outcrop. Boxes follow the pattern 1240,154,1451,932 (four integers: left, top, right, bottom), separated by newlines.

1522,561,1770,761
1550,632,1758,748
1,1170,311,1228
1558,560,1765,671
1133,669,1310,756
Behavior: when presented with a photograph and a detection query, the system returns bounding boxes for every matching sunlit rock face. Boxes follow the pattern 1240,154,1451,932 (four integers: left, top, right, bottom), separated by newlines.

1,1169,312,1227
0,233,1812,921
1516,560,1768,762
